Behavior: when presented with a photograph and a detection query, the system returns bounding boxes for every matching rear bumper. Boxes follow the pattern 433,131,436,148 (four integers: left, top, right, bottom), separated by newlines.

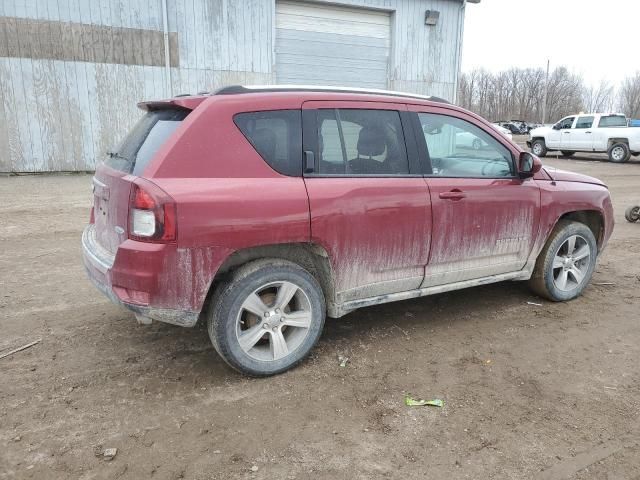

81,224,200,327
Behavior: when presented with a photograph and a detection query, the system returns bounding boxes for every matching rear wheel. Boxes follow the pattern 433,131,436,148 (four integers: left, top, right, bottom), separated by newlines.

625,205,640,223
561,150,575,157
529,221,597,301
531,139,547,157
608,142,631,163
208,259,325,376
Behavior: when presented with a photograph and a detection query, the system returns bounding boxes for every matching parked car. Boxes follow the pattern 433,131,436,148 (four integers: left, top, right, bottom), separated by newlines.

456,123,512,149
82,85,614,376
528,113,640,162
509,120,533,134
493,123,514,140
499,122,526,135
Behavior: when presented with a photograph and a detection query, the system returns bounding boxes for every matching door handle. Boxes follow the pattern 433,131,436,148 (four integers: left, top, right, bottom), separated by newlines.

586,131,592,134
303,150,315,173
563,131,571,134
439,190,466,200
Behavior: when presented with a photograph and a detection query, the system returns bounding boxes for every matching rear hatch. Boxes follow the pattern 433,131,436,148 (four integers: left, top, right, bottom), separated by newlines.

92,107,189,254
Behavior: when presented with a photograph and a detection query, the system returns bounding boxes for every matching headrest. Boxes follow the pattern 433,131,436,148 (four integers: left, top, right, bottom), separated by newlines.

357,126,385,157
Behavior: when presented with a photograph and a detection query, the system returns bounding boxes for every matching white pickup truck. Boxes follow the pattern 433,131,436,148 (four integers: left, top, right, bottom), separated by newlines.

527,113,640,162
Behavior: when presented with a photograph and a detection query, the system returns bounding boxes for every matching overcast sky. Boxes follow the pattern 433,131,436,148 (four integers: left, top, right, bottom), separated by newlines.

461,0,640,86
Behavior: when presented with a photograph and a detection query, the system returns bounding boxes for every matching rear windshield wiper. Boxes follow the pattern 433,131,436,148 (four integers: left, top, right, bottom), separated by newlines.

106,151,130,162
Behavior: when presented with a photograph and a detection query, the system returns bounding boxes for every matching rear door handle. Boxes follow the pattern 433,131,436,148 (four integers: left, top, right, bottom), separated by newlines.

586,131,592,134
563,131,571,134
303,150,315,173
439,190,466,200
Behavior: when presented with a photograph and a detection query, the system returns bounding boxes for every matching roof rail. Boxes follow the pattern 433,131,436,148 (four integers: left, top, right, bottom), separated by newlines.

213,85,451,104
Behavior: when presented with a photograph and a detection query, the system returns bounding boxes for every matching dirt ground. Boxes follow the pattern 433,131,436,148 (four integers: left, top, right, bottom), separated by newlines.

1,139,640,479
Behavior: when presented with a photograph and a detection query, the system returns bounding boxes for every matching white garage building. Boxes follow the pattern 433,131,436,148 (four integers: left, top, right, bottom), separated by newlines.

0,0,479,172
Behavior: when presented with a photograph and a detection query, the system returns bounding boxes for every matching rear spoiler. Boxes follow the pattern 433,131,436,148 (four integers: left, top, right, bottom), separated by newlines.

137,96,205,112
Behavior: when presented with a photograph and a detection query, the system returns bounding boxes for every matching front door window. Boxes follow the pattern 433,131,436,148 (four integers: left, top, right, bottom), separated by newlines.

418,113,514,178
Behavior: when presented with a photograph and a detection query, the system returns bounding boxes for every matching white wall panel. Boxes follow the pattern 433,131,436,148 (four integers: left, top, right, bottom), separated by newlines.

276,1,391,89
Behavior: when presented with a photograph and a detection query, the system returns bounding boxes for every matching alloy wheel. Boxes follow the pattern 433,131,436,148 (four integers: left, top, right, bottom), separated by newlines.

235,281,312,362
552,235,591,291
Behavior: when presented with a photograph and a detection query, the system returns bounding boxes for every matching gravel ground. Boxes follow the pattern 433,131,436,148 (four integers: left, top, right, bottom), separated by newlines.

1,141,639,479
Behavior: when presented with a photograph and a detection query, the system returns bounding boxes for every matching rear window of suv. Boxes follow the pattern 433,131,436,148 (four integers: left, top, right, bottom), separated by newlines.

106,108,188,175
234,110,302,176
598,115,627,127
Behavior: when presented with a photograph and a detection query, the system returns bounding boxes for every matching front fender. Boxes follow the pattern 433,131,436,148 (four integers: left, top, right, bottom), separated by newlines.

522,180,613,275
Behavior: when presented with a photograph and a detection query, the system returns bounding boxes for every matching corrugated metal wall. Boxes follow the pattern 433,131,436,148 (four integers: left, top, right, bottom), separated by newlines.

275,1,392,88
0,0,465,172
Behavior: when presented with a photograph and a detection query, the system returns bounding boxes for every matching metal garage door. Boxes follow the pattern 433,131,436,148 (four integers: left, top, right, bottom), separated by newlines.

275,1,391,89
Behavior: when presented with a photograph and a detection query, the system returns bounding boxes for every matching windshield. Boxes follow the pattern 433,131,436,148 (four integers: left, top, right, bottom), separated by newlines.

105,109,188,174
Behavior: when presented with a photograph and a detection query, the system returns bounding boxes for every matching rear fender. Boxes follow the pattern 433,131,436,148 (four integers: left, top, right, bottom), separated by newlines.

204,243,337,317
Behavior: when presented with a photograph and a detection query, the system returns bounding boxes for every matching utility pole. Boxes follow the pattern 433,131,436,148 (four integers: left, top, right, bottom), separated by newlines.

542,59,550,124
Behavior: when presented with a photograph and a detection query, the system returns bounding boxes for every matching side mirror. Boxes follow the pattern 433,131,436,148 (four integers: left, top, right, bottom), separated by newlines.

552,124,561,130
518,152,542,179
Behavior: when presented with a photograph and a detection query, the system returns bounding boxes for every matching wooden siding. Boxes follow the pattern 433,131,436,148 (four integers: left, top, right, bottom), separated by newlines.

0,0,464,172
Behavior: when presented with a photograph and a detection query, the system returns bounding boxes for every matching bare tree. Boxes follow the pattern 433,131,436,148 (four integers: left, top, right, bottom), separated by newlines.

583,79,615,113
542,67,585,121
457,67,640,123
618,72,640,119
457,66,585,123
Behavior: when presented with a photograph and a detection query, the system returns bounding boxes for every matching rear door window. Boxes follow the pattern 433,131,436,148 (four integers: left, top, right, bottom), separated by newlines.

575,116,594,129
316,109,409,175
107,109,188,175
234,110,302,176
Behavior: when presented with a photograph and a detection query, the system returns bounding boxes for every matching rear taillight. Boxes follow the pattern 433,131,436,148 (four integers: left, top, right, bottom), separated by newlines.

128,179,177,242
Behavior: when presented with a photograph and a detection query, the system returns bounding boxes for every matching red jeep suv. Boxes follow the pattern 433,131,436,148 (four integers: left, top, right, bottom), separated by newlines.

82,85,614,376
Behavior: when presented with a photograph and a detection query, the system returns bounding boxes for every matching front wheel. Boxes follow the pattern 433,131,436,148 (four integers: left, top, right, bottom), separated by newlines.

531,139,547,157
529,220,597,301
208,259,326,376
608,142,631,163
625,205,640,223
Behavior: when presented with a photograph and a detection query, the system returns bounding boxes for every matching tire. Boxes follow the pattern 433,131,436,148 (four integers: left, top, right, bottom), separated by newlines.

608,142,631,163
561,151,575,157
531,139,547,157
529,220,598,302
207,259,325,376
472,138,482,150
625,205,640,223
